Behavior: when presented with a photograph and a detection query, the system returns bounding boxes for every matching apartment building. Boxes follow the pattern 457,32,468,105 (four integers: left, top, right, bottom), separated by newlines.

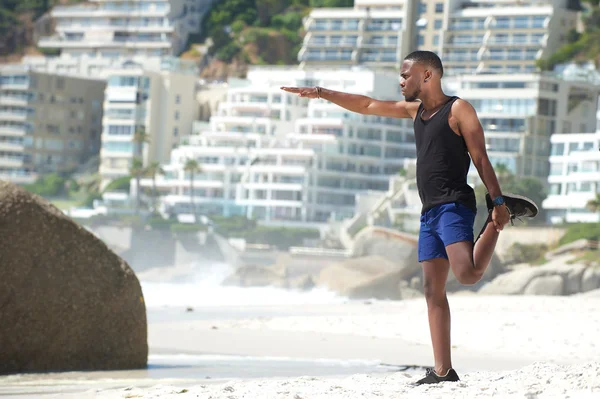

442,0,581,75
451,64,600,183
298,0,418,70
38,0,213,59
0,66,105,183
135,67,416,223
298,0,578,75
99,60,199,188
543,131,600,224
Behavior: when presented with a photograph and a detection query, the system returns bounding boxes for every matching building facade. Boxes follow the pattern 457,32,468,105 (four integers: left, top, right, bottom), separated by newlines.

99,60,199,188
0,66,105,183
451,66,600,183
135,67,416,223
298,0,417,70
441,0,581,75
543,131,600,224
298,0,579,75
38,0,213,59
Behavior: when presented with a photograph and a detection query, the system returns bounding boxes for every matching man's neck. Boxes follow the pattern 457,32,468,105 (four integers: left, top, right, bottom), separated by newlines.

421,93,451,112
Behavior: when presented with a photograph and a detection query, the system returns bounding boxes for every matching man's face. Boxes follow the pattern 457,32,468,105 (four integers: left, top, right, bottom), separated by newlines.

399,60,422,102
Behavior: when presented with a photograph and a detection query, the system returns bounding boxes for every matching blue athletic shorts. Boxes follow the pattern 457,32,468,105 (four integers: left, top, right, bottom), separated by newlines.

418,202,476,263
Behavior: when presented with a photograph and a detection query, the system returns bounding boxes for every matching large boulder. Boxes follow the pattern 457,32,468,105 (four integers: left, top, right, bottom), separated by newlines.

479,255,600,296
317,255,421,300
0,181,147,374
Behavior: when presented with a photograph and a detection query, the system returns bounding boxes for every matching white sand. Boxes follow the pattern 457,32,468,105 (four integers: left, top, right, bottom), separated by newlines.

4,295,600,398
217,295,600,362
39,362,600,399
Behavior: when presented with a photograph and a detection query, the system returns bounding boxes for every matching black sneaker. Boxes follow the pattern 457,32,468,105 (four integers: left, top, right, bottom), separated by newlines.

413,368,460,385
485,193,539,224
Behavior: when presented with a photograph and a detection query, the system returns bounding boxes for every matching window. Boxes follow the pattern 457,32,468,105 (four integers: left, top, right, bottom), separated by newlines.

550,143,564,156
434,19,442,29
435,3,444,13
107,125,134,136
568,142,578,154
173,127,179,136
549,184,561,195
549,163,563,175
538,98,556,116
174,111,179,120
175,95,181,104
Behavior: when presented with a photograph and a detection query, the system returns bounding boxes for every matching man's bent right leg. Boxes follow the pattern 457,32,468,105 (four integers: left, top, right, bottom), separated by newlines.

422,258,452,376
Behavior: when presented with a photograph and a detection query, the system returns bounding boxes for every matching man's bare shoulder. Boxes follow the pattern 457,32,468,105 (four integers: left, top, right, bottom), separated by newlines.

451,98,477,115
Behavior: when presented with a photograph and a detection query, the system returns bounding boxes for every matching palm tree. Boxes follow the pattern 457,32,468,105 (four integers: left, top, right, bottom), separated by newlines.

146,161,165,213
586,193,600,213
132,125,150,162
130,157,145,215
494,163,512,185
183,158,201,219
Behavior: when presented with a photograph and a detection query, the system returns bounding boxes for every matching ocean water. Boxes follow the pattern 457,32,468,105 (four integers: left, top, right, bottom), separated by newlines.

139,261,348,309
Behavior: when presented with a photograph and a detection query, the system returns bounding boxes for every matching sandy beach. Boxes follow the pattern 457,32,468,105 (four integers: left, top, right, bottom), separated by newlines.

2,291,600,398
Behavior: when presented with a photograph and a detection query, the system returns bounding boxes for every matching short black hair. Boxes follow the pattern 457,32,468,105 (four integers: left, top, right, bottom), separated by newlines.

404,51,444,77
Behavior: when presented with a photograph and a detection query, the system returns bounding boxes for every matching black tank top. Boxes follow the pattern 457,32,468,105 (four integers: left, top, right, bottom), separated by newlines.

413,96,476,214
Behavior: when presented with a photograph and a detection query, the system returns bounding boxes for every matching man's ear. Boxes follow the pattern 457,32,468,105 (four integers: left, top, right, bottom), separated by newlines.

424,70,432,82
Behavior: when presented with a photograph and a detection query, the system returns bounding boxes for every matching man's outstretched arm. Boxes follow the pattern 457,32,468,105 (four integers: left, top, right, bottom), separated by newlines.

280,86,418,119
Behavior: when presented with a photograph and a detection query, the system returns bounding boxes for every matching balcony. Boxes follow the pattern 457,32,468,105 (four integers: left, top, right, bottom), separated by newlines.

52,4,170,18
0,96,30,106
38,35,171,49
0,112,31,122
0,171,36,184
0,156,25,167
57,24,174,34
0,141,25,152
0,126,29,136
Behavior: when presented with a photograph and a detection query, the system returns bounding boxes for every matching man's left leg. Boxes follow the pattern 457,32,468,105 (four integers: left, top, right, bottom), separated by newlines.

446,211,499,285
446,194,539,285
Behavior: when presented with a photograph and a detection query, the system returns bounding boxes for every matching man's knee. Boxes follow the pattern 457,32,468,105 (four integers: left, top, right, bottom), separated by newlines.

455,266,483,285
423,278,445,303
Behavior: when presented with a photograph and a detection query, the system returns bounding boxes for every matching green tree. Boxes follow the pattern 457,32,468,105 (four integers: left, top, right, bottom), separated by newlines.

132,125,150,161
130,157,145,215
586,193,600,212
184,158,201,218
146,161,165,212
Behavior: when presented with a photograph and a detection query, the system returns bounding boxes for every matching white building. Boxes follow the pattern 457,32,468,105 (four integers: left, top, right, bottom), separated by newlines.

543,131,600,224
450,64,600,182
38,0,213,59
298,0,417,70
99,60,199,188
441,0,581,75
136,67,416,223
0,65,105,183
298,0,579,75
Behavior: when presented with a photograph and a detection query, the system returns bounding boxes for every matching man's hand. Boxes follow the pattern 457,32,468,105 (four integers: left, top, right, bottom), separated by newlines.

280,86,319,98
491,205,511,232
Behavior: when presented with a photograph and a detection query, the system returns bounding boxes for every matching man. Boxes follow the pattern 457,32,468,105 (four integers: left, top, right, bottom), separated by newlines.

280,50,538,385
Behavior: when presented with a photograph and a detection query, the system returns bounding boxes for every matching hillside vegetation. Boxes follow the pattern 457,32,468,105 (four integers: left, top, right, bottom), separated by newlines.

191,0,352,78
537,0,600,70
0,0,84,59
